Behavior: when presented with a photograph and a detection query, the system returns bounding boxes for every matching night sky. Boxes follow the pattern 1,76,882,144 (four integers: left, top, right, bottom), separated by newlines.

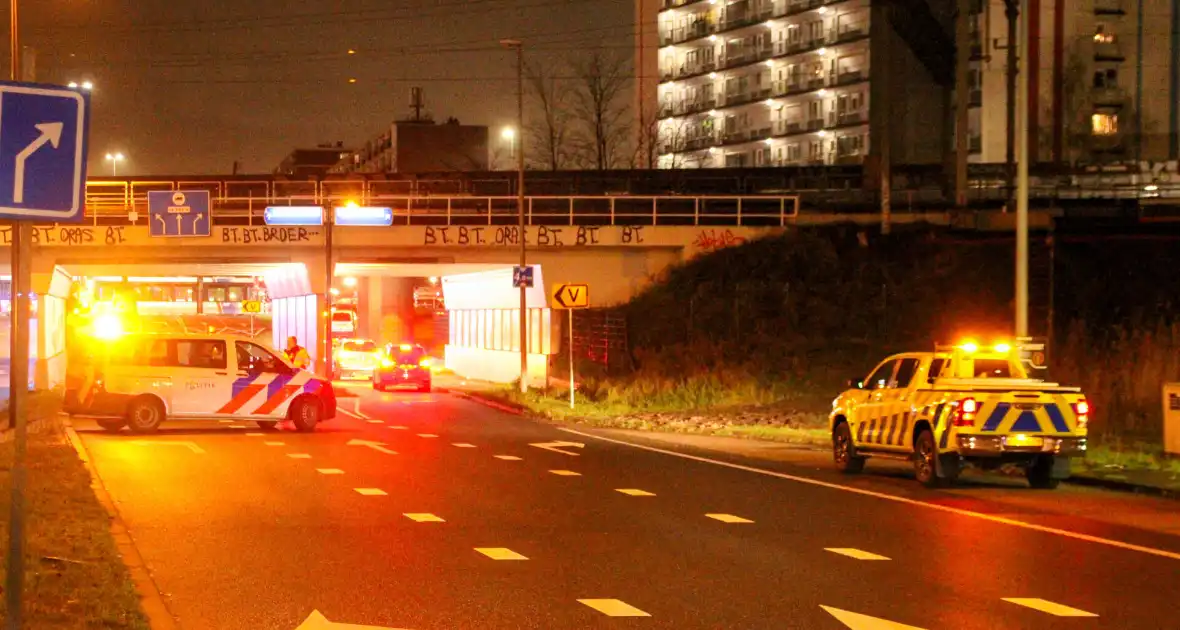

13,0,632,176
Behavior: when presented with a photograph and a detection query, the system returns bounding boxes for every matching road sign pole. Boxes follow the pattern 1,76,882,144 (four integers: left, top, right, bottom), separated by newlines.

5,4,27,624
568,309,574,409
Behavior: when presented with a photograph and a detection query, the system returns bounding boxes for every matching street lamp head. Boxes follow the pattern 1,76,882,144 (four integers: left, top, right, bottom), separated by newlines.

68,81,78,89
501,127,516,140
81,81,93,91
115,153,124,161
104,153,113,160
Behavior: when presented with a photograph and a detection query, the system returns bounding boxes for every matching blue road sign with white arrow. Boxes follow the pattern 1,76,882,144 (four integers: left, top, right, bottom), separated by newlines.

0,82,89,222
148,190,211,237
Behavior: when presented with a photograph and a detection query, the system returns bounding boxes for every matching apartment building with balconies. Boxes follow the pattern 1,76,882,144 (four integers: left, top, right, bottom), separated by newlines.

971,0,1179,165
645,0,961,169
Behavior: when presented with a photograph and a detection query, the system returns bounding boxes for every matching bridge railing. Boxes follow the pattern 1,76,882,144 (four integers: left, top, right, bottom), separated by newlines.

81,189,802,227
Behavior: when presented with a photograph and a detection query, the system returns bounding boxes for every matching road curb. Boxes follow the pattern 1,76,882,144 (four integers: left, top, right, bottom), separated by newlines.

1067,471,1180,500
62,417,178,630
450,390,525,415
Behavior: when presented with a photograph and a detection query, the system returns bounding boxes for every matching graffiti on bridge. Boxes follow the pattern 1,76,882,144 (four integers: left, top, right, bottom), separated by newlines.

0,226,127,246
423,225,646,246
693,229,746,251
220,227,319,244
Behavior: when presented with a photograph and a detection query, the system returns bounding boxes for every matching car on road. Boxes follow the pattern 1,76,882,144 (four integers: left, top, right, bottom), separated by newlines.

64,332,337,433
333,338,381,380
372,343,432,392
830,340,1088,489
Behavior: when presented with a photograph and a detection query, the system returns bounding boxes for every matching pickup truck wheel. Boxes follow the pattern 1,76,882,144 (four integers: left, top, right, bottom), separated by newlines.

833,423,865,474
1026,456,1060,489
914,429,942,487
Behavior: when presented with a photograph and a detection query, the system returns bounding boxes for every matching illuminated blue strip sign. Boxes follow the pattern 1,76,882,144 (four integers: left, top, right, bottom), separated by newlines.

264,206,324,226
334,206,393,226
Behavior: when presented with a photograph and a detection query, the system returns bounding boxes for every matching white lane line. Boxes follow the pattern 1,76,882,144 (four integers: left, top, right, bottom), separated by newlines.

418,433,438,438
558,427,1180,562
338,409,365,421
549,470,581,476
264,441,285,446
287,453,312,459
317,468,345,475
245,432,264,437
474,547,528,560
706,513,753,524
494,455,522,461
825,548,891,561
387,425,408,430
354,488,387,496
218,419,234,424
452,443,476,448
577,599,651,617
366,419,384,424
615,488,656,497
404,513,445,522
1002,598,1098,617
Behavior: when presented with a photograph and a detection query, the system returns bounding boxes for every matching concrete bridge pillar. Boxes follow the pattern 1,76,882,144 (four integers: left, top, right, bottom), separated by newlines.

358,277,415,346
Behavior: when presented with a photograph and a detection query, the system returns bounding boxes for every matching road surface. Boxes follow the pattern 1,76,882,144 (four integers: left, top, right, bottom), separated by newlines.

73,383,1180,629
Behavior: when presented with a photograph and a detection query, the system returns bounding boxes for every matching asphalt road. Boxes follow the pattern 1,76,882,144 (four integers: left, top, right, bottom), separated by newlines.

73,383,1180,630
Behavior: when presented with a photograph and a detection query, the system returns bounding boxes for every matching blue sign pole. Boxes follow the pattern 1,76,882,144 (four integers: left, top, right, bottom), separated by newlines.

0,77,91,628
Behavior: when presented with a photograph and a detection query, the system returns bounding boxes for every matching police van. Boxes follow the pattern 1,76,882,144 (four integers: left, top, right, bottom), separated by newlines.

64,333,337,433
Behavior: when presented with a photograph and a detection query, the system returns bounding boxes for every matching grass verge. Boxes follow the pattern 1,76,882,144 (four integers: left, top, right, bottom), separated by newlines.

0,401,148,628
476,384,832,448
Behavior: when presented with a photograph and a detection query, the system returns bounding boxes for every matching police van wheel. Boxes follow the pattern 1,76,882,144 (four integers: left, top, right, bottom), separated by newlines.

1026,456,1060,489
833,423,865,474
126,397,165,434
914,429,942,488
255,421,278,431
290,398,321,433
97,418,126,432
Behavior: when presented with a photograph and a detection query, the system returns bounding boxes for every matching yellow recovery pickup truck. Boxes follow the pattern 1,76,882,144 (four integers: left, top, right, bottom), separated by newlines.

829,341,1089,489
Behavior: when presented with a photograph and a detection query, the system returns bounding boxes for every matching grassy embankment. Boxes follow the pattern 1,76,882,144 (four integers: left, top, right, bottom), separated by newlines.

484,228,1180,477
0,394,148,628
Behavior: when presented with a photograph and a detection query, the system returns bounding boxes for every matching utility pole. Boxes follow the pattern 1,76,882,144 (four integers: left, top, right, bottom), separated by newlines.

323,207,334,379
5,0,31,626
1016,0,1030,338
501,38,528,393
1004,0,1019,205
954,0,971,210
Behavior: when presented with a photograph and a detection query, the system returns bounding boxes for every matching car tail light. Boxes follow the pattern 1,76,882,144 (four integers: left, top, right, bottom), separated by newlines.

954,397,978,427
380,358,394,368
1073,398,1090,430
419,357,433,368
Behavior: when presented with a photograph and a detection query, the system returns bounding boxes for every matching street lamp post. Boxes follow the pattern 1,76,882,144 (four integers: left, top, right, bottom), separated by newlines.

105,152,124,177
501,38,528,394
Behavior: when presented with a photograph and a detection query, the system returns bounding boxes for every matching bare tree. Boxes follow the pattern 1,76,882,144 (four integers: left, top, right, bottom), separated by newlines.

570,51,632,170
632,105,662,169
526,61,575,171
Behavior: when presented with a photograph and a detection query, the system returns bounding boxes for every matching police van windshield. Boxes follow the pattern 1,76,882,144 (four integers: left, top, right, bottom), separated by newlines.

342,340,377,353
331,311,354,322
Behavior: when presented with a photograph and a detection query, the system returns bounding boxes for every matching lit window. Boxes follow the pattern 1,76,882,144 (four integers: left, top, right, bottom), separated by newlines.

1094,25,1115,44
1091,113,1118,135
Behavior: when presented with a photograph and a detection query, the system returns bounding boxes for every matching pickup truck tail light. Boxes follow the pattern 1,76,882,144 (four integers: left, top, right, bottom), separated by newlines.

953,397,978,427
1072,398,1090,430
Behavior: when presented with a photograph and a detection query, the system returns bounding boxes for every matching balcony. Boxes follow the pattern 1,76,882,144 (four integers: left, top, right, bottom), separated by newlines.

1094,41,1125,61
834,69,865,85
833,111,866,126
1092,85,1127,106
661,0,711,12
774,120,804,135
1094,0,1125,14
829,22,867,45
661,0,859,49
969,89,982,106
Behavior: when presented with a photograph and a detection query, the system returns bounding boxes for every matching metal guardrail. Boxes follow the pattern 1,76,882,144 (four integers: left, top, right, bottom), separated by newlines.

83,186,802,227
